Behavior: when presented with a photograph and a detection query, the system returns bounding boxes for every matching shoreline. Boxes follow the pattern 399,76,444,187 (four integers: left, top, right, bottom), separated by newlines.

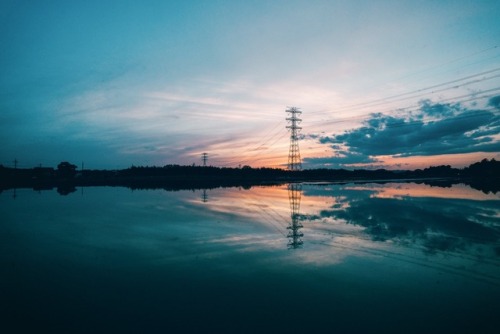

1,176,497,195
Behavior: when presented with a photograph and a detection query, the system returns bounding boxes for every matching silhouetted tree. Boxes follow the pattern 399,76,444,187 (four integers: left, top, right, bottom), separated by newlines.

464,158,499,178
57,161,77,179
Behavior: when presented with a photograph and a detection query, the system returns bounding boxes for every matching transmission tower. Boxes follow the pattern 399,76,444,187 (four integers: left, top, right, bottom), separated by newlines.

287,183,303,249
201,152,208,166
201,189,208,203
286,107,302,170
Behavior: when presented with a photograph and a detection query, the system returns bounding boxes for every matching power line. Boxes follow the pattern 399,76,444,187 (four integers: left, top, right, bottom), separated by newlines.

335,72,500,114
189,47,500,168
307,88,500,131
310,45,500,116
208,121,284,164
308,67,500,117
221,132,289,167
214,98,495,165
384,44,500,83
273,93,500,164
212,128,289,167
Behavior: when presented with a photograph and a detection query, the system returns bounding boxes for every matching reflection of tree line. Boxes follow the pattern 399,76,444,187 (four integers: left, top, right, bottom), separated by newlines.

1,159,499,255
1,159,499,194
5,166,498,261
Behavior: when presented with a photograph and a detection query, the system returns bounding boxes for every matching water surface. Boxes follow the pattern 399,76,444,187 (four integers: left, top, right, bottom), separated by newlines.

1,183,499,333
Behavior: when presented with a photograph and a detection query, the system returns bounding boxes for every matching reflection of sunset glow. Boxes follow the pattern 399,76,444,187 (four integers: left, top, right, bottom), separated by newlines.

189,184,395,265
346,182,499,201
182,182,500,274
191,186,290,223
194,185,344,226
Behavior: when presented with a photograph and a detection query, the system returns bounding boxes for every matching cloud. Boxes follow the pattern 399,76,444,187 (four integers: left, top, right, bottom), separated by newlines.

303,152,379,169
419,99,461,117
48,72,352,168
307,98,500,168
488,95,500,109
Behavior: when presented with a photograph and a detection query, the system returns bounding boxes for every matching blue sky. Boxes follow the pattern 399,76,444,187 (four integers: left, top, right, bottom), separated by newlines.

1,0,499,169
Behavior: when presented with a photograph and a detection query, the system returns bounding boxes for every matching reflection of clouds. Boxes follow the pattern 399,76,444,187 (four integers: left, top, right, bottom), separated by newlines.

299,183,500,261
208,234,284,251
166,183,500,284
192,185,378,266
197,183,500,263
346,182,500,201
316,188,500,257
7,186,499,287
196,188,292,242
208,233,363,267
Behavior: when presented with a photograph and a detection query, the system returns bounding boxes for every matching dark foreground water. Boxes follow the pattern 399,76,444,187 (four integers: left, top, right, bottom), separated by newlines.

1,183,499,333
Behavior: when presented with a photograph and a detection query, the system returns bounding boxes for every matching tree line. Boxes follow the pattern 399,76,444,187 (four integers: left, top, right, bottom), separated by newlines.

0,158,498,194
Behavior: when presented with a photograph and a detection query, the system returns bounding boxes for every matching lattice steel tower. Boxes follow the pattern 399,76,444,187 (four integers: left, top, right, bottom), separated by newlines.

286,107,302,170
201,152,208,167
287,183,303,249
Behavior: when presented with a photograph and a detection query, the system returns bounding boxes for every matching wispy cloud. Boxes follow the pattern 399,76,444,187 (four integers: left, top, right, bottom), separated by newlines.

48,73,349,167
2,1,500,169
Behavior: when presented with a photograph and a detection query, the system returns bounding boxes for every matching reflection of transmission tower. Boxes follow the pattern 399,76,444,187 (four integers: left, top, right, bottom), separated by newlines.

286,107,302,171
201,189,208,203
287,183,303,249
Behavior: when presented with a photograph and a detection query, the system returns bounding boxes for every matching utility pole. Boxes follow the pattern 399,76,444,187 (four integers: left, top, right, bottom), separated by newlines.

202,152,208,167
286,107,302,171
13,158,18,169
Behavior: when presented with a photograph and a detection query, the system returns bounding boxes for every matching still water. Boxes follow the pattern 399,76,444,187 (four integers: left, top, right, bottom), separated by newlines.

1,183,499,333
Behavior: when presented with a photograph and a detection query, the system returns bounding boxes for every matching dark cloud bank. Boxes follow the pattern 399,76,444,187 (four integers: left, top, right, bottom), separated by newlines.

305,96,500,168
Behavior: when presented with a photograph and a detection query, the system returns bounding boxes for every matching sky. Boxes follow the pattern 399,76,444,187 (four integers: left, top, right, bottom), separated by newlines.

1,0,500,170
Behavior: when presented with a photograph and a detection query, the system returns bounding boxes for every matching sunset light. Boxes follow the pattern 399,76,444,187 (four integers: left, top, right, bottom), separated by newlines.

1,1,498,170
